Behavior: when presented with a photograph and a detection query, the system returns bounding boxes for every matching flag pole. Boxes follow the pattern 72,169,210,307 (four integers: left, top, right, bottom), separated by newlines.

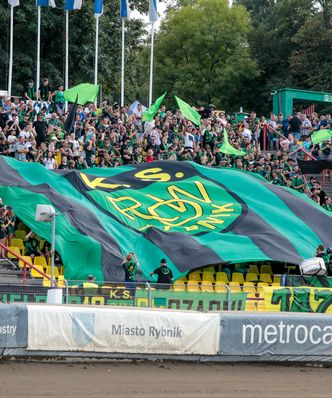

120,17,125,107
36,6,41,98
94,16,99,105
8,5,14,98
65,10,69,111
148,22,155,107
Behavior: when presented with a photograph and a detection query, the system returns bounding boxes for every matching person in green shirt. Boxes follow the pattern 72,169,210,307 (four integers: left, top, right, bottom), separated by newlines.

122,252,140,290
323,197,332,212
24,231,42,260
291,171,305,193
52,84,65,116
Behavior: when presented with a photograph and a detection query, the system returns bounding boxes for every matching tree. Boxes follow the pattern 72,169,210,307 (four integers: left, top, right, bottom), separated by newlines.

153,0,258,110
0,0,149,103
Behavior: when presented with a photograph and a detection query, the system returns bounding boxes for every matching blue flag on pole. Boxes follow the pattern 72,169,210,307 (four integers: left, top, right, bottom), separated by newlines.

37,0,56,7
120,0,129,19
94,0,103,17
65,0,82,10
149,0,158,22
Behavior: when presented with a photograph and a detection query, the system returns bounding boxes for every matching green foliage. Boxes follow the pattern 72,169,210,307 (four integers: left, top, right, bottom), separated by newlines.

153,0,258,110
0,0,148,102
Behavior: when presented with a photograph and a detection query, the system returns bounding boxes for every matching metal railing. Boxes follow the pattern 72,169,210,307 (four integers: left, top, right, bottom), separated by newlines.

0,242,57,287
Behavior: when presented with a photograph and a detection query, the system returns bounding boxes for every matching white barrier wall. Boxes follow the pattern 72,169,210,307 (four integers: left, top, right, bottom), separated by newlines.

27,305,220,355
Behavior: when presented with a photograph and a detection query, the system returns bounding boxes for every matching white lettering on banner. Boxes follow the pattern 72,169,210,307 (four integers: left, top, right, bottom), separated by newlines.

242,322,332,346
27,305,219,355
0,325,16,336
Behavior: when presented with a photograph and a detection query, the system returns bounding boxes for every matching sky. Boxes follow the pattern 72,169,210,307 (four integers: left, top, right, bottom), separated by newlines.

131,1,168,30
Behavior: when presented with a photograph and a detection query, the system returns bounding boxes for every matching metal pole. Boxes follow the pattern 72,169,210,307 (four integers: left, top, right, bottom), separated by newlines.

51,216,56,287
36,6,41,97
146,281,152,308
94,17,99,86
8,6,14,98
120,17,125,107
65,10,69,112
148,22,155,107
225,283,231,311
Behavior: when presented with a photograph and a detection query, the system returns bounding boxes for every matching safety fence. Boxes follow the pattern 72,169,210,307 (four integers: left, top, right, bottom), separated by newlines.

2,303,332,362
4,280,332,314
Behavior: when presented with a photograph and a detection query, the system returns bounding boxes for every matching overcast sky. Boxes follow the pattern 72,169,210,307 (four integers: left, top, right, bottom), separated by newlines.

131,1,168,30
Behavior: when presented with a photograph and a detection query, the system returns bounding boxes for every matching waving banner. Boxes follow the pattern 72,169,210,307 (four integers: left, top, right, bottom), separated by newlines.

0,156,331,281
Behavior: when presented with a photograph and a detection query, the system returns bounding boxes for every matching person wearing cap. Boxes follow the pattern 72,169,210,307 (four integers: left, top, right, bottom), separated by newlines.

291,170,305,193
150,259,173,289
81,275,99,295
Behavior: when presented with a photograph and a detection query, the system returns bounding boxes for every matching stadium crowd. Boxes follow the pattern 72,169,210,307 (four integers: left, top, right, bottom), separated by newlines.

0,81,331,214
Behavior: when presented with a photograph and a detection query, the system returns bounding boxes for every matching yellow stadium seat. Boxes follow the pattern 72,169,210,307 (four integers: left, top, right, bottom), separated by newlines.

260,273,272,284
187,281,200,292
7,246,21,259
42,277,51,287
249,264,259,274
245,294,257,311
46,266,59,278
215,282,228,293
12,239,24,253
60,266,64,275
273,275,281,285
216,272,229,283
243,281,256,294
173,280,186,292
229,281,242,292
257,293,265,311
178,276,187,281
246,272,259,282
202,266,215,273
188,271,201,281
202,272,215,282
257,282,268,293
19,255,32,269
34,256,47,269
232,272,245,284
57,275,66,288
200,281,214,293
261,264,272,275
31,265,45,279
14,230,25,240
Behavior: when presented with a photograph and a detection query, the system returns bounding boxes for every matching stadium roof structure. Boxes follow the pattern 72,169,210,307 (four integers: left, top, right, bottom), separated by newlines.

0,156,331,281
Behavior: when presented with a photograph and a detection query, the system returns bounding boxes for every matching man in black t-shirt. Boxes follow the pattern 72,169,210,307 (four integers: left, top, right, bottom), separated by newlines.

150,259,173,289
38,78,52,102
289,113,302,141
33,114,48,146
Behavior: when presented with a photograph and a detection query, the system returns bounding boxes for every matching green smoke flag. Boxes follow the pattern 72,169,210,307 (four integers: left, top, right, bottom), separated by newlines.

311,129,332,145
142,92,167,122
174,96,201,126
64,83,100,105
0,156,330,282
219,129,246,156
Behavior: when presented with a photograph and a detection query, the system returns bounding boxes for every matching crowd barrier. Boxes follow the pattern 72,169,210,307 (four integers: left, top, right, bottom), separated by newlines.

2,303,332,362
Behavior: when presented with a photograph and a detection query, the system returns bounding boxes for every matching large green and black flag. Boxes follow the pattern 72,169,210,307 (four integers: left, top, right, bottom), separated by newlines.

0,156,331,282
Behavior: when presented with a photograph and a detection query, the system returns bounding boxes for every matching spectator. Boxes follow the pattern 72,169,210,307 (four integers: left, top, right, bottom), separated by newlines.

150,259,173,289
24,79,36,102
122,252,139,289
24,231,42,260
0,207,7,261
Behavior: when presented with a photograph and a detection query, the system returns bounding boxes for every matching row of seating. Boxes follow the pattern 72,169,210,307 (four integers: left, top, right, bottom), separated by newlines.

186,264,274,276
183,271,280,285
174,280,274,293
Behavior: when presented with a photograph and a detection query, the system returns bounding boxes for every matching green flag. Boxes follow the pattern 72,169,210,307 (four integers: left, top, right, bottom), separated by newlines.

311,129,332,145
0,156,331,282
219,129,246,156
142,92,167,122
174,96,201,126
64,83,100,105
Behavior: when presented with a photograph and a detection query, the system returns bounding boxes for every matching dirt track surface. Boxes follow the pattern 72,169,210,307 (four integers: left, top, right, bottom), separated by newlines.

0,361,332,398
